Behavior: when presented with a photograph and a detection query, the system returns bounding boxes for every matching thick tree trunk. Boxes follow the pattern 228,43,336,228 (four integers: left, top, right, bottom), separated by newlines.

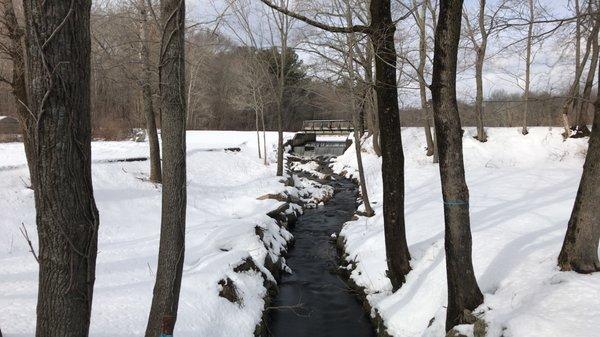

558,62,600,273
145,0,187,336
369,0,411,290
431,0,483,331
22,1,99,336
139,0,162,183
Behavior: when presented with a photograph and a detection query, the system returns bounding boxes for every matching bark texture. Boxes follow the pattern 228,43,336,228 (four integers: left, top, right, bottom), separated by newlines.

558,63,600,273
431,0,483,331
21,1,100,336
370,0,411,290
145,0,187,335
139,0,162,183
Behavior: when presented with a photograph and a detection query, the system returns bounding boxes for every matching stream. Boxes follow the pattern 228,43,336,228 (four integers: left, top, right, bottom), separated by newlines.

267,170,376,337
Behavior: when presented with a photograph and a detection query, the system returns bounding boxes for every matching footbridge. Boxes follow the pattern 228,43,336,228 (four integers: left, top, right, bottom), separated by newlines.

290,120,353,157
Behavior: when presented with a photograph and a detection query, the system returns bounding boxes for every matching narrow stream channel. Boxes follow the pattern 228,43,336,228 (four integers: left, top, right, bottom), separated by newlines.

267,171,376,337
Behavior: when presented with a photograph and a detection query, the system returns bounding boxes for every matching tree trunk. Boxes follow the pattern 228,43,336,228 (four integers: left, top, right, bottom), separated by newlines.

475,49,487,141
558,57,600,274
417,2,436,155
560,9,600,138
370,89,383,157
431,0,483,331
365,40,382,157
256,109,262,159
522,0,533,135
574,21,599,136
572,0,582,131
22,1,99,336
145,0,187,335
276,18,288,177
261,108,268,165
345,0,374,217
276,76,285,176
140,0,162,183
369,0,411,290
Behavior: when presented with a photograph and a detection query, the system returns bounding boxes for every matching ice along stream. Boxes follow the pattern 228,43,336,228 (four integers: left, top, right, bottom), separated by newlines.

267,169,376,337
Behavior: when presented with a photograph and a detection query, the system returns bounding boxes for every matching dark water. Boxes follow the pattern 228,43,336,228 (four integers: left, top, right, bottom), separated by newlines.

267,175,376,337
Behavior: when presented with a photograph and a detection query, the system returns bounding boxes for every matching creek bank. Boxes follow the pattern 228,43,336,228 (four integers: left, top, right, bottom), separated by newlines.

240,157,335,336
263,157,377,337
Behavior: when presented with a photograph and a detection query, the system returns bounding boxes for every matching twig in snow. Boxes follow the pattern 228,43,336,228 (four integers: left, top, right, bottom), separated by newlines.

266,297,309,318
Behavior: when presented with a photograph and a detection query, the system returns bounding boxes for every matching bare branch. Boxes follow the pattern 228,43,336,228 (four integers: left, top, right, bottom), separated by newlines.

258,0,371,34
19,223,38,263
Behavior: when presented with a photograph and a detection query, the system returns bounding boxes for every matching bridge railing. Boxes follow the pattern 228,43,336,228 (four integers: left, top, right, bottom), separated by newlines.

302,120,353,134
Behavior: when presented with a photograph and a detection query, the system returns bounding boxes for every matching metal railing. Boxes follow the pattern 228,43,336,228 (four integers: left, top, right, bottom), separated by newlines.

301,120,353,134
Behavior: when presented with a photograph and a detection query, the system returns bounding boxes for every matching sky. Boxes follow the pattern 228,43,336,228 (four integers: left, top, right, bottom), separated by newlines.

186,0,581,107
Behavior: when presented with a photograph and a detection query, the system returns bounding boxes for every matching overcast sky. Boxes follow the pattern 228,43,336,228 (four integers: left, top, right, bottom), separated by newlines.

185,0,580,107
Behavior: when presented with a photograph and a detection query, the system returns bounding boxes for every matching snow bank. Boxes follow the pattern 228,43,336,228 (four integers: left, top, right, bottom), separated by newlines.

332,127,598,337
0,130,327,337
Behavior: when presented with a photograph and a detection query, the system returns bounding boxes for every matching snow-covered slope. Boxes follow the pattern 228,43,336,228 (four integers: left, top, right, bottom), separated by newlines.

0,131,315,337
332,127,598,337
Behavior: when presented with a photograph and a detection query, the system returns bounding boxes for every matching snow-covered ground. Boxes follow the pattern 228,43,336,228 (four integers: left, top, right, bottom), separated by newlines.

332,127,599,337
2,127,597,337
0,130,333,337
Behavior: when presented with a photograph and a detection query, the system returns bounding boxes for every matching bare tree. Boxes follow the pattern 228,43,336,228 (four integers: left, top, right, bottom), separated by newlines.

267,0,294,177
521,0,534,135
139,0,162,182
0,0,35,186
344,0,374,217
558,11,600,274
259,0,412,290
463,0,506,140
559,8,600,138
572,0,583,135
414,0,438,156
430,0,483,331
231,54,272,165
574,33,598,135
22,0,100,336
145,0,187,335
225,0,274,165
